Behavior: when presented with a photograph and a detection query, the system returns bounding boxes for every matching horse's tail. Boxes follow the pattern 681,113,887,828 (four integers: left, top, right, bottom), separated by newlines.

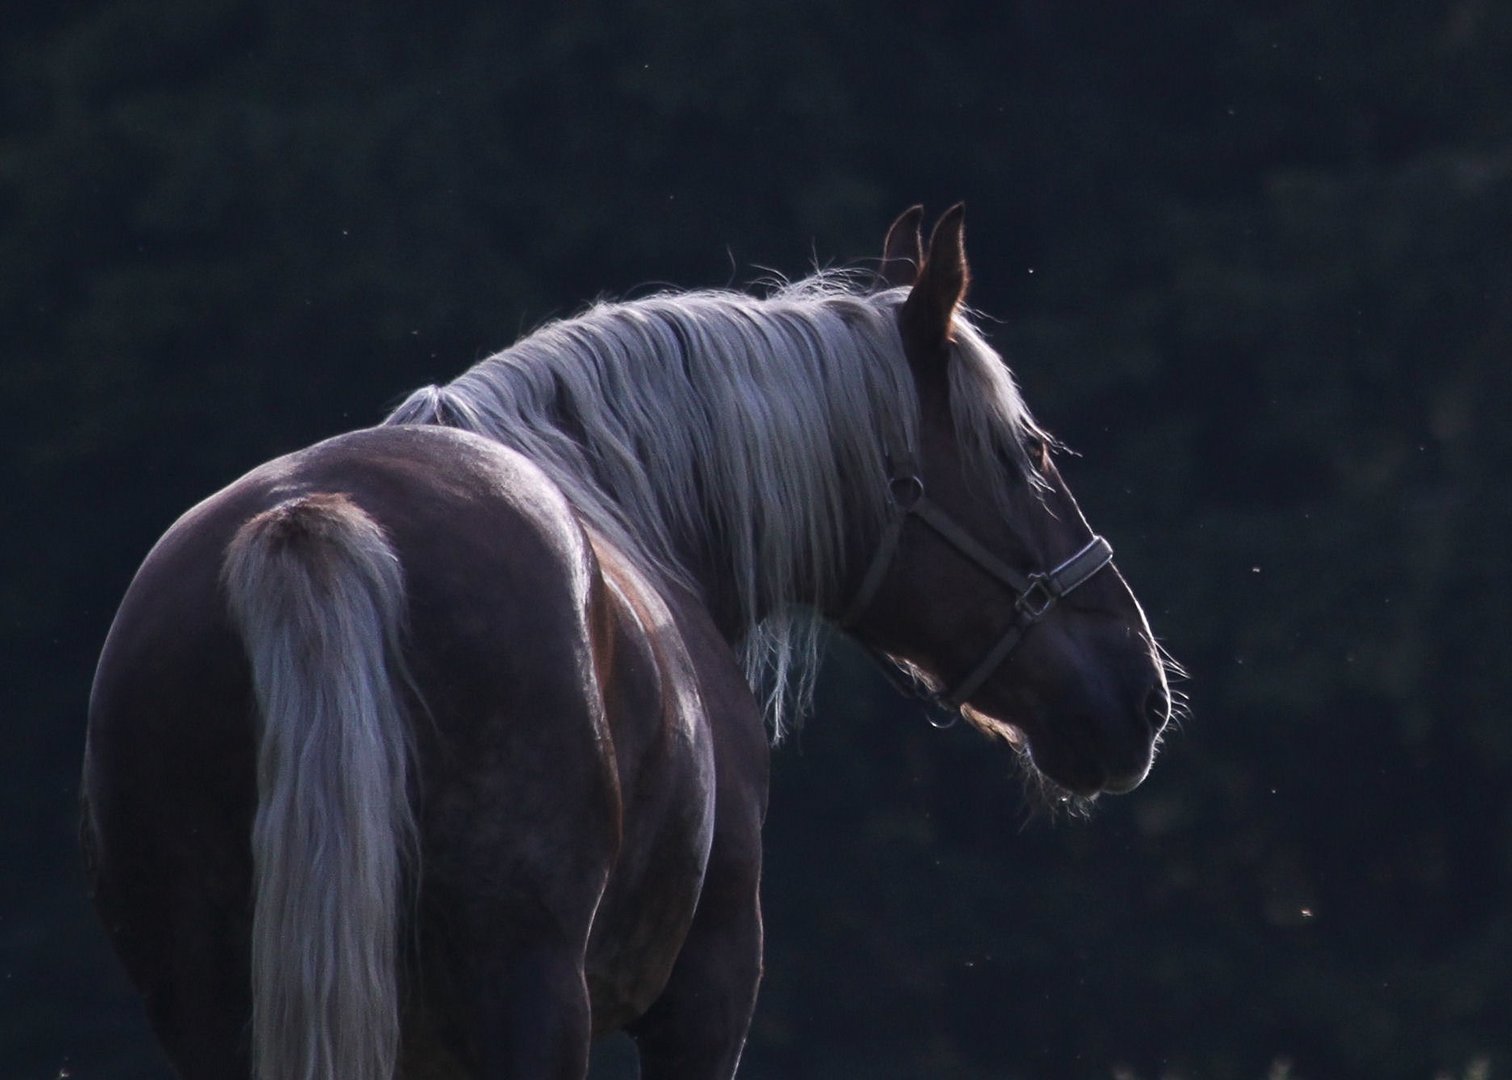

222,492,417,1080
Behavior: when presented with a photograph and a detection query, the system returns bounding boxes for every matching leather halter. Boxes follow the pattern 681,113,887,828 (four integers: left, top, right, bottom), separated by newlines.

837,450,1114,720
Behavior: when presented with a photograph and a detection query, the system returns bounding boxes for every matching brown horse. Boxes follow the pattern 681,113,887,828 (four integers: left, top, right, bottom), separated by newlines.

82,206,1171,1079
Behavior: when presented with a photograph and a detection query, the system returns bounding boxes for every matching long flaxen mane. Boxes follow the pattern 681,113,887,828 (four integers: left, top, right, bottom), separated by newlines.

384,273,1044,737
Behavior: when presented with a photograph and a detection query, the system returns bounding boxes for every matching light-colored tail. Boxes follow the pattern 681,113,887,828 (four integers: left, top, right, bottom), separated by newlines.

222,492,417,1080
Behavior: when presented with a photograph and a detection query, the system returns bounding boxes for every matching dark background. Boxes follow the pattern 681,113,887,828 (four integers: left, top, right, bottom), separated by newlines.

4,1,1509,1077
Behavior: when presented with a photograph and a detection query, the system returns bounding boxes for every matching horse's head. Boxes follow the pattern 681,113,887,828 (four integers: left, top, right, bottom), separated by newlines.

843,205,1172,798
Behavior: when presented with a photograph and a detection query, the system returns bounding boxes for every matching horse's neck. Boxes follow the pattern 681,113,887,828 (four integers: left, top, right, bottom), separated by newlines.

667,475,874,647
663,541,740,642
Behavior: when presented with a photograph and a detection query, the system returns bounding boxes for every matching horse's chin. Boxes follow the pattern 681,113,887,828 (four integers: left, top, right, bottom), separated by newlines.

962,704,1150,799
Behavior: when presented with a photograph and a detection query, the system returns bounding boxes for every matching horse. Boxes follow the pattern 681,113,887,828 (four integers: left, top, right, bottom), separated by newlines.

82,205,1172,1080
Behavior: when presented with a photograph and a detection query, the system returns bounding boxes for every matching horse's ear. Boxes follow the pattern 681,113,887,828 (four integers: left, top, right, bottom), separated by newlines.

879,205,924,289
900,203,970,355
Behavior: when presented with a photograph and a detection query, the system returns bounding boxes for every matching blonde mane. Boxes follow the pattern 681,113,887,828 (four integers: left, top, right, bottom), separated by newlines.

385,273,1040,737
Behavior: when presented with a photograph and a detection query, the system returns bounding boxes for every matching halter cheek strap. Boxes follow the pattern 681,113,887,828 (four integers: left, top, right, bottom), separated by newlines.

838,453,1115,716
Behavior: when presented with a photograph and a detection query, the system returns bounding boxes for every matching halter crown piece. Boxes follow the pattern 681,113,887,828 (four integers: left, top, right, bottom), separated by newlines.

838,448,1115,724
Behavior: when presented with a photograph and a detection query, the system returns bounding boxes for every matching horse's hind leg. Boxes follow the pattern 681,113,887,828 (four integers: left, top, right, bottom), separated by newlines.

415,683,617,1078
457,927,595,1078
421,855,602,1079
84,802,253,1079
146,893,253,1078
629,819,764,1079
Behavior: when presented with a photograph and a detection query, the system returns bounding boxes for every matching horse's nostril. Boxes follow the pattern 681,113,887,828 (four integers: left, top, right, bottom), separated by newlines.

1143,683,1171,733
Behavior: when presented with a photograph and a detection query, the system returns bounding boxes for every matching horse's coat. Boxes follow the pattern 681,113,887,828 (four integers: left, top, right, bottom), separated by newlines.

83,207,1170,1078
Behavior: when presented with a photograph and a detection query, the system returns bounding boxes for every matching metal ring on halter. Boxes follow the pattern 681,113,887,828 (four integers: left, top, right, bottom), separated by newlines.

926,707,960,730
888,474,925,509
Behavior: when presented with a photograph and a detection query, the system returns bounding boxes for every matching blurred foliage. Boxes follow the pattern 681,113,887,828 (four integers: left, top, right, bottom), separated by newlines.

3,1,1509,1076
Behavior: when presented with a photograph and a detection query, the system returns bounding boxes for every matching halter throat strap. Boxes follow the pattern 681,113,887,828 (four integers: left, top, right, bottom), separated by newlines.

838,454,1114,713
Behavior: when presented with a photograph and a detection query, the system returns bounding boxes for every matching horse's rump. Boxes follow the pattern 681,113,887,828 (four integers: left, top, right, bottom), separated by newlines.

84,425,638,1076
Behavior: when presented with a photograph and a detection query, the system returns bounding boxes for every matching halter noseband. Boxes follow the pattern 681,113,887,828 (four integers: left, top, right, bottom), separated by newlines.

837,450,1114,721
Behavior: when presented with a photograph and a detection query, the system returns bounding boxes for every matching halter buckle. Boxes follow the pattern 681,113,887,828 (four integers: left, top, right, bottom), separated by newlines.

1015,574,1057,620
